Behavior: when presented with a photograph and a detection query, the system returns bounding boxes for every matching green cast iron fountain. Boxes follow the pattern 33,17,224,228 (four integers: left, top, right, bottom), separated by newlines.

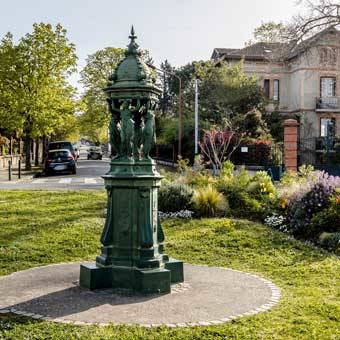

79,27,184,293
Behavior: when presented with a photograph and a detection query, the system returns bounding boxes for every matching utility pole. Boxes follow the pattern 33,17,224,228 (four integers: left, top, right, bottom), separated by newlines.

194,78,199,155
178,77,182,157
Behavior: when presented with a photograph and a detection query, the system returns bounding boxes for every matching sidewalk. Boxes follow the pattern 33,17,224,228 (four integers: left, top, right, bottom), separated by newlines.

0,166,41,183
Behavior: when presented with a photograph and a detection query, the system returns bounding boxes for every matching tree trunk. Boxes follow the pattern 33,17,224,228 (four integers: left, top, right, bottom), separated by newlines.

24,136,32,171
9,137,13,155
19,138,23,155
34,137,39,166
31,139,34,162
42,136,47,164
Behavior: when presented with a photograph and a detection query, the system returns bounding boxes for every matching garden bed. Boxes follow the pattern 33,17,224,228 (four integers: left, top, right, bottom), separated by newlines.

0,190,339,339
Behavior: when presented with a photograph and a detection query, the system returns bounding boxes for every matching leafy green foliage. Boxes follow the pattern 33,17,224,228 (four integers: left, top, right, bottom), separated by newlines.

319,232,340,253
252,21,288,44
197,61,265,124
0,23,77,169
310,193,340,236
246,171,276,198
79,47,125,144
216,166,273,219
158,183,194,212
158,61,267,157
264,111,284,142
79,47,153,144
233,109,269,139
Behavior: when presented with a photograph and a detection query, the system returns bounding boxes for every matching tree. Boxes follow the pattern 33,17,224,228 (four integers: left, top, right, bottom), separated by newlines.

289,0,340,42
155,60,266,160
0,33,24,134
252,22,289,43
0,23,77,170
264,111,284,142
249,2,340,47
158,60,174,115
199,129,242,170
233,109,270,139
79,47,125,144
79,47,153,144
197,61,265,124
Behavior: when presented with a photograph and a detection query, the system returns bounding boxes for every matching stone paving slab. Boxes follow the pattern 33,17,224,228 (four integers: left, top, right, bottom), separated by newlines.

0,263,281,327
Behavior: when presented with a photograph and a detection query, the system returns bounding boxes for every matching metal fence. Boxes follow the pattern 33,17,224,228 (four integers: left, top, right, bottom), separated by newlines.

298,137,340,176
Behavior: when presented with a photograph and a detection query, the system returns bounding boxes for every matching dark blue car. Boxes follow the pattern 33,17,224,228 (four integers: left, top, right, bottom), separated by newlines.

44,149,77,175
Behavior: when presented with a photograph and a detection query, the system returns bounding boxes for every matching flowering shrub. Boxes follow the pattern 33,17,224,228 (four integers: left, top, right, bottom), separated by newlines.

310,191,340,235
246,171,275,199
217,166,261,218
158,210,194,220
264,213,288,232
276,166,320,209
287,172,340,238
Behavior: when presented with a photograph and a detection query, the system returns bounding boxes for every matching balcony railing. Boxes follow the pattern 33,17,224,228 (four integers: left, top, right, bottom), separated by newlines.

316,97,340,110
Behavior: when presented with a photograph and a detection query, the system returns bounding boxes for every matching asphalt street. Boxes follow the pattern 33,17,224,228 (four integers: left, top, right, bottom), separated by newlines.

0,159,110,190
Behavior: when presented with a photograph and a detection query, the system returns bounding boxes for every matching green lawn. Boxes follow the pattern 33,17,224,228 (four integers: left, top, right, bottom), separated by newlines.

0,190,339,340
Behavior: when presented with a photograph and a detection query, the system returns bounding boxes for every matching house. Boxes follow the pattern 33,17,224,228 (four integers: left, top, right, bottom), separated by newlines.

211,27,340,144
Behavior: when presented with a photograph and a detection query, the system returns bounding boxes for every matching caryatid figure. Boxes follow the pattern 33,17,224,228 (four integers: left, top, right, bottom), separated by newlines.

142,101,156,159
107,98,122,158
120,99,134,158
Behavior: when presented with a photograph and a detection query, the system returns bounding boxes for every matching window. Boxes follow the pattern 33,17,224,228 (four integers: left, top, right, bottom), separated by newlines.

320,77,336,98
273,79,280,101
263,79,270,98
320,118,336,137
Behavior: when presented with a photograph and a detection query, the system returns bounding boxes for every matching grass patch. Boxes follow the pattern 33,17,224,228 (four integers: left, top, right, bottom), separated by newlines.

0,190,339,339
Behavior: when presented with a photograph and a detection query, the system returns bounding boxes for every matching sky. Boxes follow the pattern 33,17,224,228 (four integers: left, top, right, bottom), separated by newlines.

0,0,299,92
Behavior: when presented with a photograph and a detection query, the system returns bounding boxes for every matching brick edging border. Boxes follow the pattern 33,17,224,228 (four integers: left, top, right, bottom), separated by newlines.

0,262,281,328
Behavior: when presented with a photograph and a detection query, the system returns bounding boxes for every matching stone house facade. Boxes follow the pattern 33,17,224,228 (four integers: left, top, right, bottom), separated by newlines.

211,27,340,143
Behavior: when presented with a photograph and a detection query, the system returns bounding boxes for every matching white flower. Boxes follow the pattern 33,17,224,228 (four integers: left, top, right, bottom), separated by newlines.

158,210,194,219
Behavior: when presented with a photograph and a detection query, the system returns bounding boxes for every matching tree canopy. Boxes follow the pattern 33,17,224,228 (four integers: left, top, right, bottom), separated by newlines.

78,47,125,144
0,23,78,169
157,60,267,160
251,22,289,43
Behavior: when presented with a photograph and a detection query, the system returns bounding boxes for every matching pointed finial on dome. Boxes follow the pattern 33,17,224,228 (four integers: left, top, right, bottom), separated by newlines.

127,25,139,55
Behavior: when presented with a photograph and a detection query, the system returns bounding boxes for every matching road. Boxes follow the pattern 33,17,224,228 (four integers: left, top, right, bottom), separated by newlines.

0,159,110,190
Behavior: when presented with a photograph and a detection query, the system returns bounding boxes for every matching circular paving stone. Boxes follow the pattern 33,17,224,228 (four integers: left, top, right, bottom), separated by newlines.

0,263,280,327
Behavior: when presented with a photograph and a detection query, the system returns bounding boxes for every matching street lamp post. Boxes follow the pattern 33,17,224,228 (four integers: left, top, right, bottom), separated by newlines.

147,64,183,157
194,78,199,155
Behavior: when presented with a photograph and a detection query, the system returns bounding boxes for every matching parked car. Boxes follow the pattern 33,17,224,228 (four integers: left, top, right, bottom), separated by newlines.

44,149,76,175
87,146,103,160
47,141,77,160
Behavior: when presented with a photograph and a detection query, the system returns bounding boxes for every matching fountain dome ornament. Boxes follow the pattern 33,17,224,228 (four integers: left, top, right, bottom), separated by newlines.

79,27,184,294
